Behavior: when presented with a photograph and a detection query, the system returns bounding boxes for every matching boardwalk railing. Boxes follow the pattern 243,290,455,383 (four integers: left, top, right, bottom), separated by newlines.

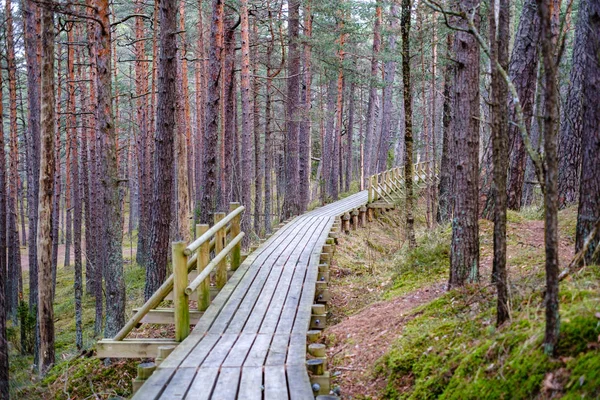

97,202,245,358
367,160,438,203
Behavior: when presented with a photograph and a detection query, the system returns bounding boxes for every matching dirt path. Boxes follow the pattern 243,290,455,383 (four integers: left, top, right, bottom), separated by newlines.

326,282,446,398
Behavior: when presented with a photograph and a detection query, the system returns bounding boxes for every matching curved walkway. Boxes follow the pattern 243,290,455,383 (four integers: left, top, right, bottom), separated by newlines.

133,191,368,399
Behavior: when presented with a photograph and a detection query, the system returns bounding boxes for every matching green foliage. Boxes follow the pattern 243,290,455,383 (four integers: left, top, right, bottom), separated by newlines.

377,265,600,400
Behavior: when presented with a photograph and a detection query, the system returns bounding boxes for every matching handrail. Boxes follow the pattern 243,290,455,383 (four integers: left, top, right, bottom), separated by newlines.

185,231,245,295
368,161,436,203
109,202,246,344
184,205,245,255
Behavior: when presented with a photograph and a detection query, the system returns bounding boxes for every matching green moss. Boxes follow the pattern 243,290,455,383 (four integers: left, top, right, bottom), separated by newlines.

378,275,600,400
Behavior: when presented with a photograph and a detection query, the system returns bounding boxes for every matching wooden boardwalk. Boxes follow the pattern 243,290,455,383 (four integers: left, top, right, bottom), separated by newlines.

133,191,369,399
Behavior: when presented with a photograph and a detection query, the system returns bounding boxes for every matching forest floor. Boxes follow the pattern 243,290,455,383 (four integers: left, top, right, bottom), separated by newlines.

324,205,599,399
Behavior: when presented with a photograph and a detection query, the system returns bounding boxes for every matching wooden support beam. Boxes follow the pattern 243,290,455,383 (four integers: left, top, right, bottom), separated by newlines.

155,345,175,366
197,224,211,311
97,339,179,359
310,372,331,396
351,210,359,230
133,308,204,325
132,362,156,394
342,213,350,234
229,202,242,271
307,330,322,343
215,212,227,289
172,241,190,342
359,206,367,227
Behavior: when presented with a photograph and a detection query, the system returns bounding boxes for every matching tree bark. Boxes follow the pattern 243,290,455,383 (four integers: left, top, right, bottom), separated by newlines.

5,0,22,324
146,0,179,300
299,1,313,210
575,0,600,265
200,0,224,224
377,2,398,173
448,0,480,288
537,0,560,356
401,0,416,248
283,0,301,218
92,0,126,337
345,74,356,192
38,5,56,375
506,0,541,210
0,47,10,398
241,0,254,234
363,0,382,182
437,33,454,224
558,2,589,208
490,0,510,325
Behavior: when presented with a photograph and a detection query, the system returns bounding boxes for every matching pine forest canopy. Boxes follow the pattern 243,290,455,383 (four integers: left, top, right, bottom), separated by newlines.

0,0,598,396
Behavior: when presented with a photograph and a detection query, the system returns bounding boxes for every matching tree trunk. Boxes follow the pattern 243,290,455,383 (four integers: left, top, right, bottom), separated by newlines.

92,0,126,337
68,30,84,349
437,34,454,224
323,79,337,200
23,2,41,339
200,0,224,224
264,17,274,234
575,0,600,265
490,0,510,325
299,0,313,210
558,2,589,208
506,0,541,210
176,1,191,243
401,0,416,248
146,0,179,300
537,0,560,356
331,23,346,200
135,0,151,266
241,0,254,234
377,2,398,173
38,6,56,375
448,0,480,288
283,0,301,218
5,0,21,324
345,74,356,192
253,21,263,235
195,0,207,228
363,0,382,182
0,48,10,399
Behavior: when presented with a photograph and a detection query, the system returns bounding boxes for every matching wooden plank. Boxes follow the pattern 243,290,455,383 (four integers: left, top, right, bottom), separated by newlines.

286,334,307,366
135,308,203,325
159,218,301,369
243,333,271,367
131,368,174,400
287,364,314,400
97,339,179,359
199,334,238,367
265,334,288,366
184,367,219,400
238,366,263,400
158,367,196,399
264,365,288,399
274,219,331,337
227,219,314,333
211,367,241,400
222,333,256,367
179,333,220,368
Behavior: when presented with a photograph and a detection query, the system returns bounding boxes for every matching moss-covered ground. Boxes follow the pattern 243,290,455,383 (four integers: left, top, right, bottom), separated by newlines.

328,204,599,399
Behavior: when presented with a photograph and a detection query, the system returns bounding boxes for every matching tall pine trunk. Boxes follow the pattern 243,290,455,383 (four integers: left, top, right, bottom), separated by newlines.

38,6,56,374
575,0,600,266
146,0,179,299
448,0,480,287
401,0,416,248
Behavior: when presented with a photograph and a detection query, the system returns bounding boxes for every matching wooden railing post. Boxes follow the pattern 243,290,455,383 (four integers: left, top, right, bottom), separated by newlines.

196,224,211,311
229,202,242,271
368,176,373,203
172,241,189,342
214,212,227,289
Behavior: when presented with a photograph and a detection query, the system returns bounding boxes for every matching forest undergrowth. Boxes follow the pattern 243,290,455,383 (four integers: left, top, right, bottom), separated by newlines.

325,205,600,399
